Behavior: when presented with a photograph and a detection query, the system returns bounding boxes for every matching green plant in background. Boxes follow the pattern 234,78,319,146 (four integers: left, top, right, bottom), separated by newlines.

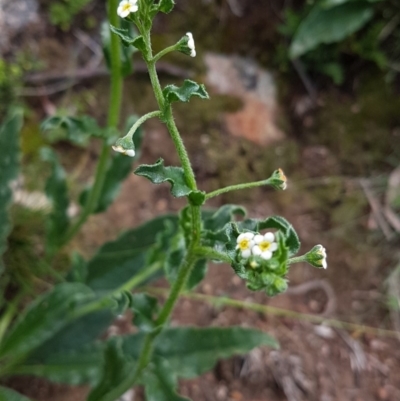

0,1,328,400
278,0,400,84
50,0,94,30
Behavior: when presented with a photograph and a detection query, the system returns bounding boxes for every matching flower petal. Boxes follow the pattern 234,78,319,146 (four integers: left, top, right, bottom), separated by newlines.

269,242,278,252
241,249,251,258
261,250,272,260
264,232,275,242
243,232,255,240
252,245,262,256
254,234,263,244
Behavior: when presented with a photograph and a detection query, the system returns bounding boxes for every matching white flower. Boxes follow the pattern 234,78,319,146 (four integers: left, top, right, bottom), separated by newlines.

236,232,255,258
117,0,138,18
186,32,196,57
315,244,327,269
251,232,278,260
277,168,287,190
112,145,135,157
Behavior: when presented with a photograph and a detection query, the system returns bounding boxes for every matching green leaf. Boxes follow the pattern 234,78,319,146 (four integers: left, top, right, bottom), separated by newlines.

110,25,147,54
80,115,143,214
144,357,191,401
0,110,22,272
290,2,374,58
130,293,159,332
186,258,208,290
0,386,32,401
102,21,134,77
122,327,278,379
87,338,135,401
158,0,175,13
15,344,104,386
41,147,70,254
66,252,88,283
0,283,96,360
163,80,209,104
85,214,178,293
41,115,105,146
135,158,192,198
258,216,300,257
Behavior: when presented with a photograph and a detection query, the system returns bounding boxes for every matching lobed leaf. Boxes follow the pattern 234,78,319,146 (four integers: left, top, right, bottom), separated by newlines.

41,148,70,255
135,158,192,198
0,110,22,272
163,80,209,104
41,115,104,147
158,0,175,14
102,21,134,77
290,2,374,58
109,25,147,54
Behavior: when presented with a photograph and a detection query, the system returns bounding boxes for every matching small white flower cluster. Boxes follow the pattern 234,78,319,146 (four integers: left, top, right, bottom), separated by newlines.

112,145,135,157
117,0,138,18
236,232,278,260
186,32,196,57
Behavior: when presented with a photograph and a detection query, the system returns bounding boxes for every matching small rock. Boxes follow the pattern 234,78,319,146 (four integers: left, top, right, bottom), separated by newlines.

205,53,284,146
216,384,228,400
378,386,389,400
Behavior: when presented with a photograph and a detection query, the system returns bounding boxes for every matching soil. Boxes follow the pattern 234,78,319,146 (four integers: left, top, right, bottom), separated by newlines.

3,0,400,400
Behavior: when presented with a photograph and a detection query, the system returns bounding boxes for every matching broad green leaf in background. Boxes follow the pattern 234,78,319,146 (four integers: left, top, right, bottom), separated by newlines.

0,110,22,272
0,386,32,401
122,327,278,379
0,283,98,360
144,357,191,401
80,116,144,214
102,21,135,77
135,158,192,197
13,344,104,386
41,115,105,147
87,338,136,401
163,80,209,104
41,147,70,255
85,214,178,293
289,2,374,58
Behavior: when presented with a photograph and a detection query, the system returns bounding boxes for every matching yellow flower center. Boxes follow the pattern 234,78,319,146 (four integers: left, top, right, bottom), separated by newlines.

122,3,131,11
238,239,250,251
259,241,271,252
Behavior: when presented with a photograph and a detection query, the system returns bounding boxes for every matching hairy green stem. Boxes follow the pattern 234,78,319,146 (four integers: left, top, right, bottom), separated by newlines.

194,246,232,264
152,44,178,63
206,178,275,200
125,110,162,139
59,0,123,248
287,255,308,265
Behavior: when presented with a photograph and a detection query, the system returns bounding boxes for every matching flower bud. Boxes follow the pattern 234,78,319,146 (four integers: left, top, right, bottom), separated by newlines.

176,32,196,57
112,136,136,157
305,244,327,269
269,168,287,190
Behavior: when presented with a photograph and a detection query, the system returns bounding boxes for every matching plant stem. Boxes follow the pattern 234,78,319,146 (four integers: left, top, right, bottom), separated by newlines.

143,30,197,191
124,110,162,140
287,255,307,265
59,0,123,248
194,246,232,264
152,44,178,63
205,178,274,200
145,287,400,340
